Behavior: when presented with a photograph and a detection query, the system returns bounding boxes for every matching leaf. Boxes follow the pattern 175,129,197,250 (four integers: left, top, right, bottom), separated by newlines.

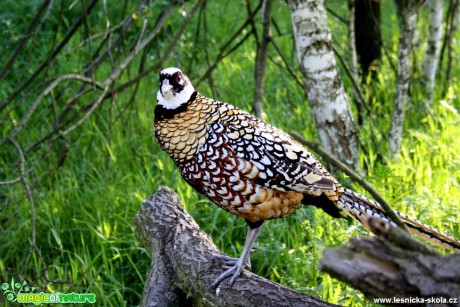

1,282,9,291
10,278,15,294
7,293,14,301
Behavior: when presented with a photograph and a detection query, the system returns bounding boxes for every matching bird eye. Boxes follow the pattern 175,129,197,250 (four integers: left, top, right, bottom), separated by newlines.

174,73,181,83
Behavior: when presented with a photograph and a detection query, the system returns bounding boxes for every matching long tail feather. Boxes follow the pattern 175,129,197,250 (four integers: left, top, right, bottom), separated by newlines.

337,188,460,250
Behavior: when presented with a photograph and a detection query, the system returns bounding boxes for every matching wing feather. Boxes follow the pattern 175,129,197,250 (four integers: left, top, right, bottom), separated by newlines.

224,113,340,195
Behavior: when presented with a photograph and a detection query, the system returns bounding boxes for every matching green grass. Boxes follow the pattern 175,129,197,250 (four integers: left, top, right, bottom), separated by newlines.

1,0,460,306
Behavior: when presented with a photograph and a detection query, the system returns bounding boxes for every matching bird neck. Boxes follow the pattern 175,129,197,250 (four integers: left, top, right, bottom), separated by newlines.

154,91,198,120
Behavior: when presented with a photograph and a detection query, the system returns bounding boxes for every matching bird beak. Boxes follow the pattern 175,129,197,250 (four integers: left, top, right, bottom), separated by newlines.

160,79,173,97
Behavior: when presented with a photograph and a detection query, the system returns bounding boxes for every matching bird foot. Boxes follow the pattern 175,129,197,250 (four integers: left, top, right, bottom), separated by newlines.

215,254,251,270
210,226,263,289
210,258,245,289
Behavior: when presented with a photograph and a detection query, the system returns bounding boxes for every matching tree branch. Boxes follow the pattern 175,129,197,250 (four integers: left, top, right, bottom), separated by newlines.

320,218,460,300
0,0,52,80
134,186,335,307
0,74,104,147
0,0,99,112
196,1,262,87
332,44,370,119
6,137,49,281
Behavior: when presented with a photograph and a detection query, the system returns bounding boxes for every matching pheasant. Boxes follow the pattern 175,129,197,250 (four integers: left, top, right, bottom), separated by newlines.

154,67,460,288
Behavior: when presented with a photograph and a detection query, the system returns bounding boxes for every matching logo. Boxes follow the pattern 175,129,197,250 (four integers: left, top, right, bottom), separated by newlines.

1,277,96,305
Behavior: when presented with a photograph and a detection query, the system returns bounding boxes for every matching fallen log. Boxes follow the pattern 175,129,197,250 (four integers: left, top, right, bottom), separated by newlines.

134,186,335,307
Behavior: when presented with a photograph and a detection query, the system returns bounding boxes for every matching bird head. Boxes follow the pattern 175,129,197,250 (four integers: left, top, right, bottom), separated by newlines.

157,67,195,109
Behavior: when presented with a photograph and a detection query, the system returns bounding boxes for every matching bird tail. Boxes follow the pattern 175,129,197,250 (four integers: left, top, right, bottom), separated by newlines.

337,188,460,250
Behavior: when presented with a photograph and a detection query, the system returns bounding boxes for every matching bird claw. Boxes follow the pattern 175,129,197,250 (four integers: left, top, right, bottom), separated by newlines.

215,254,251,270
209,254,251,289
210,226,263,289
210,261,244,289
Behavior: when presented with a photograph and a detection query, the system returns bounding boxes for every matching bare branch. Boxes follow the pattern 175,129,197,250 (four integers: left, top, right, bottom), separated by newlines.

58,87,110,137
82,0,151,77
332,44,370,117
196,1,262,86
0,0,52,80
7,137,49,281
325,6,347,24
103,1,184,86
0,0,99,112
269,38,303,88
0,74,104,146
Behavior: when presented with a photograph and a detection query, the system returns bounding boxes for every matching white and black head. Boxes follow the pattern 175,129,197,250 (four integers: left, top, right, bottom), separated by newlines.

157,67,196,110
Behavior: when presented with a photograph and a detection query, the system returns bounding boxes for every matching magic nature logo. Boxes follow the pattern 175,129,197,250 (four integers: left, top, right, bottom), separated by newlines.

1,277,96,305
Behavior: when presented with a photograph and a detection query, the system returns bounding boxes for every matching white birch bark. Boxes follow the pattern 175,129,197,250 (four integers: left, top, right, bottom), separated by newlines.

348,0,359,81
287,0,359,168
422,0,443,102
388,1,419,156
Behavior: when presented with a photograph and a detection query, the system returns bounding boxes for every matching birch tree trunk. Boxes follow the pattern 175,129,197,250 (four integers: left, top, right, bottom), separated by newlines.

388,0,420,156
348,0,359,81
287,0,359,169
422,0,443,102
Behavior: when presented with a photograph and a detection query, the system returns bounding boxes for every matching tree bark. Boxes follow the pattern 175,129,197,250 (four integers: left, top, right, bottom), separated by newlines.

320,217,460,303
287,0,359,169
388,0,420,156
422,0,443,103
440,0,459,97
348,0,359,82
347,0,366,125
253,0,273,119
134,186,335,307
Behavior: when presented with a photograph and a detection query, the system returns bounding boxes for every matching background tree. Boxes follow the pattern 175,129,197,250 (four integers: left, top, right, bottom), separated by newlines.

287,0,359,169
253,0,274,118
354,0,382,77
422,0,443,103
388,0,423,156
439,0,459,97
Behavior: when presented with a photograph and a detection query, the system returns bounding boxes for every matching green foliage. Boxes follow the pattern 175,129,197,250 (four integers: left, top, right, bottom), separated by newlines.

1,0,459,306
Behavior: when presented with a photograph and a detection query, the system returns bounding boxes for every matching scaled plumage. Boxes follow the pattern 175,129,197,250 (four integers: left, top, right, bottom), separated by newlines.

154,67,460,288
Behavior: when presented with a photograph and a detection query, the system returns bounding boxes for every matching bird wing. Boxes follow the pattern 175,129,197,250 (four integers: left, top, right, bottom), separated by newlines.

223,112,340,196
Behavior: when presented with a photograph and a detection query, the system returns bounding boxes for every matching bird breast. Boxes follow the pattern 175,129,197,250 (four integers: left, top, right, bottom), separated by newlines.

179,121,304,222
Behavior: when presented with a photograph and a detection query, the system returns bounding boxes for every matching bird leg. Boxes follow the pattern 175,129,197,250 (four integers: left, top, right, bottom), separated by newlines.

210,223,263,288
215,228,257,269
